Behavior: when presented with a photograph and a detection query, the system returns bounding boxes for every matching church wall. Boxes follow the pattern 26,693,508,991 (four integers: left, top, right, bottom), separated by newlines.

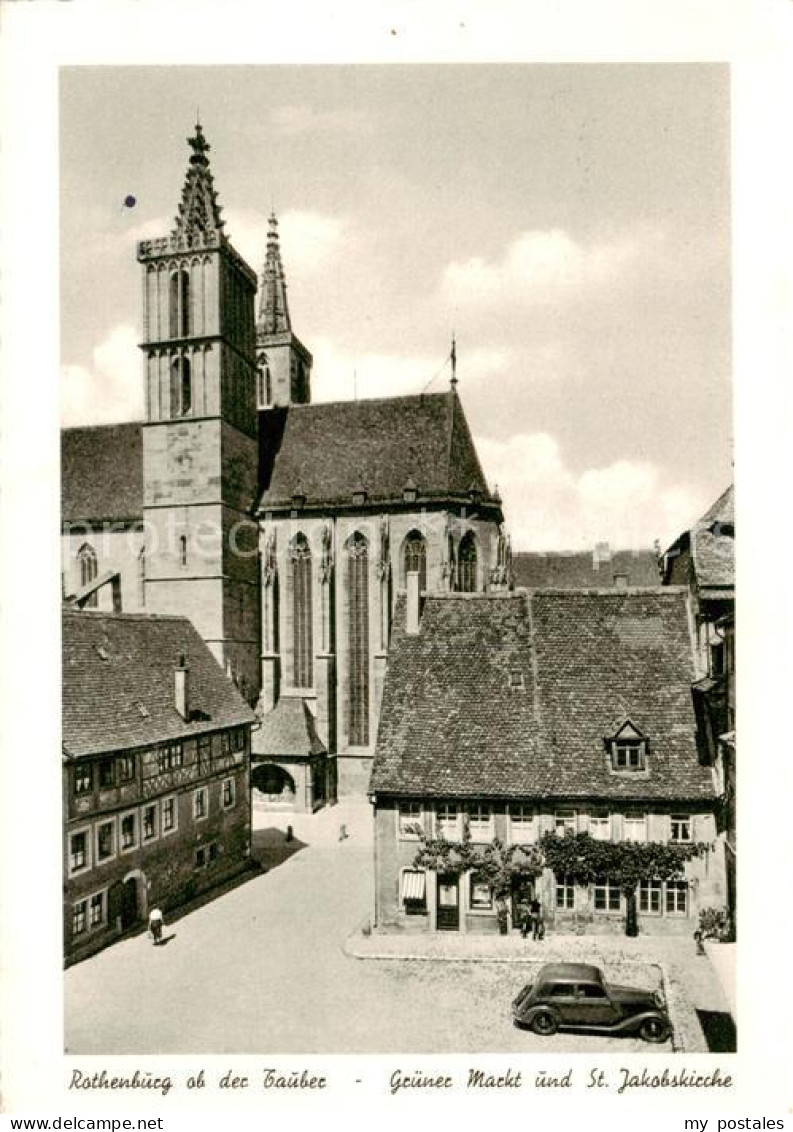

62,527,145,612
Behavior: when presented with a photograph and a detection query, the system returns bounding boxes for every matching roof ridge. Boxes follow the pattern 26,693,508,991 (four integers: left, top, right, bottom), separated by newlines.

260,390,450,414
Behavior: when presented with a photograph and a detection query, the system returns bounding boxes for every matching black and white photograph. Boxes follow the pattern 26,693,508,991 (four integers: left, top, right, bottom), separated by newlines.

0,1,791,1124
59,61,734,1056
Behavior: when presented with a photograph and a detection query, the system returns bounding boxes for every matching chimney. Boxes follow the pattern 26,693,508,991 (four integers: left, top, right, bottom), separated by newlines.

614,572,629,589
175,653,190,719
406,570,421,635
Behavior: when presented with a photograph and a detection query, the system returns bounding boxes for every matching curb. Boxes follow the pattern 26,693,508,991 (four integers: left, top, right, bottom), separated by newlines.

343,930,699,1051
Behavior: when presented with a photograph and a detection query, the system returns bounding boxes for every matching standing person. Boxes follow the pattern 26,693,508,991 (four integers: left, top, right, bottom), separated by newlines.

148,906,164,946
529,896,543,941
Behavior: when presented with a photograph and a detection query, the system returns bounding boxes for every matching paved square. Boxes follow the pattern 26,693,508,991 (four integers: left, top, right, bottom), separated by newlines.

65,799,730,1054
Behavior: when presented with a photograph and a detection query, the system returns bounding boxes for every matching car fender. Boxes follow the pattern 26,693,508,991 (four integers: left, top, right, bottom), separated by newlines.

607,1008,670,1035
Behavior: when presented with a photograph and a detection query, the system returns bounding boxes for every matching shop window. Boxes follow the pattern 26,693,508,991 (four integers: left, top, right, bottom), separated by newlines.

400,869,427,915
469,874,494,911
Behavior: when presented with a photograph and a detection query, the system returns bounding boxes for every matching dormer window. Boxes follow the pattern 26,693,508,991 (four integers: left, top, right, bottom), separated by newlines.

607,720,648,774
612,741,645,771
352,487,367,507
509,670,525,690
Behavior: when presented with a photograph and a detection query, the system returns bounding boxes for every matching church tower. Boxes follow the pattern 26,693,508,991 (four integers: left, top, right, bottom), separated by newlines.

137,124,261,703
256,213,312,407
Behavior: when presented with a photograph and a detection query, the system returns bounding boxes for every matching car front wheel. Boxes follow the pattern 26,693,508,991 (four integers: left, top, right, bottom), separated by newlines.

639,1016,670,1044
530,1009,559,1036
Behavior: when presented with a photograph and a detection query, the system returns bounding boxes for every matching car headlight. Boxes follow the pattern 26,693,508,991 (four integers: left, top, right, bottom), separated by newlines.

653,990,664,1009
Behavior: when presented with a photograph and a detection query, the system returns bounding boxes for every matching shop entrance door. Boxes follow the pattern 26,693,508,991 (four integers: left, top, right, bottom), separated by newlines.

436,873,459,931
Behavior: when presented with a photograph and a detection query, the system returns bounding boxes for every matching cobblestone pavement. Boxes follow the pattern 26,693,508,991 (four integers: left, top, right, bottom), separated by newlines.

64,798,732,1055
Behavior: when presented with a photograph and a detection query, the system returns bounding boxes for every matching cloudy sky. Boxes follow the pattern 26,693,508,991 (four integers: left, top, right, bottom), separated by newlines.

60,64,731,551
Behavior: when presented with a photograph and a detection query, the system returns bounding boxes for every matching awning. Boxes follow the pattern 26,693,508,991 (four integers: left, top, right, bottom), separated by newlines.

401,870,426,901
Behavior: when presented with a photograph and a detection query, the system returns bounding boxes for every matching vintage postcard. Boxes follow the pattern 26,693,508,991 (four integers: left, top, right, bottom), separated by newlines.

1,1,791,1128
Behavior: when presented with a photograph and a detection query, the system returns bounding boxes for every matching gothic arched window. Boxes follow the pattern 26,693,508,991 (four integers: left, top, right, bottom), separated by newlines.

457,531,478,592
169,268,191,338
291,533,313,689
170,357,192,417
78,543,98,607
402,530,427,593
346,532,370,746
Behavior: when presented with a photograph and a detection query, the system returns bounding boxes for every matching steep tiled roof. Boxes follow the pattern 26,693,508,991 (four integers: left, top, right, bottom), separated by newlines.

63,610,254,759
252,696,327,757
663,485,734,596
513,549,660,589
692,485,734,593
371,588,714,803
257,390,494,511
61,423,144,524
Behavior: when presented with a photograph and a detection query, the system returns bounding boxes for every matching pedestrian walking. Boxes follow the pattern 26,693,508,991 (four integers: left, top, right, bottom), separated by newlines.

529,897,544,941
148,906,164,946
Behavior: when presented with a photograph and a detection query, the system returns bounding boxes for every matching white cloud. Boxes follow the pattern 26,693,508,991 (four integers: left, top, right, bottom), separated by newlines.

61,325,142,427
475,431,701,551
311,338,510,403
223,208,345,282
270,104,371,137
441,226,662,310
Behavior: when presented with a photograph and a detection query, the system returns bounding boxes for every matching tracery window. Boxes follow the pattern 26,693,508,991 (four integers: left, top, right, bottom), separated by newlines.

402,530,427,592
291,533,313,689
457,531,478,592
346,532,369,745
78,544,98,607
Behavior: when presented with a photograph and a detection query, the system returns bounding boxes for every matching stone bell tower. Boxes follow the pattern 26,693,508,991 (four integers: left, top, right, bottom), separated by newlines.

137,123,261,703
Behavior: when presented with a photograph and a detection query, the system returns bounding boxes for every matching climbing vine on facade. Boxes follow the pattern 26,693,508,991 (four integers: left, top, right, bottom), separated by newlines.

412,825,711,936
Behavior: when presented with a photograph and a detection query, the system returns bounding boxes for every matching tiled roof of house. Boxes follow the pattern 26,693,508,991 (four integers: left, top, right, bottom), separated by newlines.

61,423,144,524
371,587,714,803
512,549,660,589
62,610,254,758
252,696,327,757
257,390,495,511
692,484,734,593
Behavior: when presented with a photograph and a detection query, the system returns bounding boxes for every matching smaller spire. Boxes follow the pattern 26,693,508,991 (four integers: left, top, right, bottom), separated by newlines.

450,333,458,388
257,211,292,335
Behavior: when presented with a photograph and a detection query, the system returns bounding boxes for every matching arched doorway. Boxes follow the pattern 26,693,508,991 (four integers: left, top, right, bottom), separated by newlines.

251,762,297,805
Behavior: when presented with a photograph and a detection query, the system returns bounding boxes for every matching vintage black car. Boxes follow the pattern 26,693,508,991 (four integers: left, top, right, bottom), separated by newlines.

512,962,671,1043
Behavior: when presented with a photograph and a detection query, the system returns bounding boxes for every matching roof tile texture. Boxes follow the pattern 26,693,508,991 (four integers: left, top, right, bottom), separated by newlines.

371,588,714,803
62,610,254,758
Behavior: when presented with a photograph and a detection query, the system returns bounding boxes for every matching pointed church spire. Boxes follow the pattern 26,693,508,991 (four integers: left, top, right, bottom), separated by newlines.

257,212,292,335
172,122,226,241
